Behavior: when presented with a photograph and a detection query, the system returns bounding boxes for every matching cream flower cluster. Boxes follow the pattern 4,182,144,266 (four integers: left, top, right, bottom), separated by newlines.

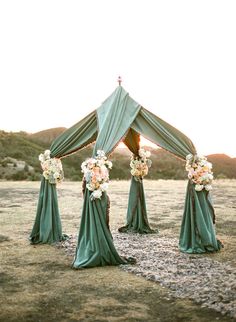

130,148,152,182
185,154,213,191
39,150,64,184
81,150,112,200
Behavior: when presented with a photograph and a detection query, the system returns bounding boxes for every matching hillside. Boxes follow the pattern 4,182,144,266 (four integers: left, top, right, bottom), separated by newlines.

0,129,236,181
30,127,66,145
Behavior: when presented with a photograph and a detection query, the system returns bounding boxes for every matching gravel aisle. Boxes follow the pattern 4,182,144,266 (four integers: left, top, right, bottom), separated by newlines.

57,232,236,319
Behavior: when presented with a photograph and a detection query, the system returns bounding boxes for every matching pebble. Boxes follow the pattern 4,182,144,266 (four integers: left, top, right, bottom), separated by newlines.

56,232,236,319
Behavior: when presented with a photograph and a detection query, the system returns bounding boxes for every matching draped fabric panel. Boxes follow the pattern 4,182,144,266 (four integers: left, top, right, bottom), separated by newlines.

119,128,154,233
72,189,126,268
123,128,140,155
118,176,155,234
29,177,63,244
50,111,97,158
179,181,222,253
131,107,196,160
130,107,221,253
73,86,141,268
94,86,141,156
29,112,98,244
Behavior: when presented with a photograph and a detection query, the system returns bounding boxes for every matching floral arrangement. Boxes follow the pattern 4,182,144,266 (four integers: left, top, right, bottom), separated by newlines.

185,154,213,191
39,150,64,184
130,148,152,182
81,150,112,200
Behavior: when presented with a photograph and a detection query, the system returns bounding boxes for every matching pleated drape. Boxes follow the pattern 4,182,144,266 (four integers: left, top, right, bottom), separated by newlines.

29,111,98,244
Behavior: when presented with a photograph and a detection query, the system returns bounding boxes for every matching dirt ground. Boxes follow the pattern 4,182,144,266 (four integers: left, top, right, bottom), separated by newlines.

0,180,235,322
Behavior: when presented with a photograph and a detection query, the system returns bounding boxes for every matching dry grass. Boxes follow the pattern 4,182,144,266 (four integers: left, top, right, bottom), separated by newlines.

0,180,235,322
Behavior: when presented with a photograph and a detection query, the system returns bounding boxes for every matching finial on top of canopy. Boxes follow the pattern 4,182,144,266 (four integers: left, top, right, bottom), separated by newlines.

117,76,122,86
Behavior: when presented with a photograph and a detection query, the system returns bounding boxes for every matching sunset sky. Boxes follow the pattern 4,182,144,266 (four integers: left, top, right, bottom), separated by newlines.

0,1,235,157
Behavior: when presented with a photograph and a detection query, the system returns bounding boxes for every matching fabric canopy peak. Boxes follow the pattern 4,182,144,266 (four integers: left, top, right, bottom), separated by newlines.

50,85,196,160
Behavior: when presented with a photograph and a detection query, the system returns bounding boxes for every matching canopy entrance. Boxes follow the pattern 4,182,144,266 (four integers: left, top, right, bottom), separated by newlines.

30,85,222,268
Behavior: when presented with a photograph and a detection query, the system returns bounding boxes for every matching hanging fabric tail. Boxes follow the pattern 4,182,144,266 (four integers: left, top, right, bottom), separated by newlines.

118,176,155,234
179,181,223,253
72,189,132,268
29,177,65,244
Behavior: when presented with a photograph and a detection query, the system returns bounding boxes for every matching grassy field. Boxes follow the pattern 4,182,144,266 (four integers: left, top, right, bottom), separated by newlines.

0,180,235,322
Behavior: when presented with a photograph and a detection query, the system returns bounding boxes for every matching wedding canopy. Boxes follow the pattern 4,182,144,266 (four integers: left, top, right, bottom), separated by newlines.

30,85,222,268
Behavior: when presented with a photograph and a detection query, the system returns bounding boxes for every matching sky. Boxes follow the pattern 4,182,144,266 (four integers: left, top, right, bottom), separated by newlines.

0,0,235,157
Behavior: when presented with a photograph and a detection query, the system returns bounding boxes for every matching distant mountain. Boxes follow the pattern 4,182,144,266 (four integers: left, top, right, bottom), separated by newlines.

0,128,236,181
29,127,66,145
207,154,236,179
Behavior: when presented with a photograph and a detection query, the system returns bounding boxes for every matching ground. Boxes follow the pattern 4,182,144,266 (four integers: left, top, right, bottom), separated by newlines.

0,180,235,322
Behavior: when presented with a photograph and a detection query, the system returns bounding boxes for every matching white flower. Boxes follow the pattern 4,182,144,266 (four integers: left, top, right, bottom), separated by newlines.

199,159,207,166
195,184,204,191
97,150,106,158
86,183,94,191
207,162,213,169
188,173,193,179
186,154,193,161
100,182,109,191
53,172,60,179
44,150,51,159
91,189,102,199
208,173,214,180
138,148,151,159
39,153,45,162
105,160,113,169
205,184,212,191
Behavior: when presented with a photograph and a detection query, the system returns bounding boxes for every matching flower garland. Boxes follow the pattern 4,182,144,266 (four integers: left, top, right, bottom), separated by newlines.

39,150,64,184
130,148,152,182
81,150,112,200
185,154,213,191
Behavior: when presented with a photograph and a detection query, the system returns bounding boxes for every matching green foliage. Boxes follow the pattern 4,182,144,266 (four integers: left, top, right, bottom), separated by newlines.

0,129,236,181
9,170,28,181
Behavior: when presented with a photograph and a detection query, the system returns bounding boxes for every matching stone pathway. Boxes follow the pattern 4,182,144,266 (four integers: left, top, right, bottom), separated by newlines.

56,232,236,319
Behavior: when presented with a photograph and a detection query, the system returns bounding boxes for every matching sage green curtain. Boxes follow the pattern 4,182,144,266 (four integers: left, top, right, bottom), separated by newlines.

73,86,141,268
94,86,141,156
29,177,63,244
131,107,197,159
72,189,126,268
118,176,155,234
179,181,222,253
29,111,98,244
118,128,154,233
131,107,221,253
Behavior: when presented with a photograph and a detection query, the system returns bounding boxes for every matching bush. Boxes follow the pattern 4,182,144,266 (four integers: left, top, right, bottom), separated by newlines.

11,171,28,180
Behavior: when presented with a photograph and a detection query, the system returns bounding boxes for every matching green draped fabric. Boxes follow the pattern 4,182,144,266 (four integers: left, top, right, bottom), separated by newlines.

130,107,221,253
131,107,196,159
94,86,141,156
29,177,63,244
51,111,97,158
123,128,140,154
118,176,155,234
179,181,222,253
73,86,141,268
72,189,126,268
29,111,98,244
119,128,154,234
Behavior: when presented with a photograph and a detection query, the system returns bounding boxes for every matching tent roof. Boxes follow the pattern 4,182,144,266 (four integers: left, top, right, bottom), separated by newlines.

50,85,196,160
